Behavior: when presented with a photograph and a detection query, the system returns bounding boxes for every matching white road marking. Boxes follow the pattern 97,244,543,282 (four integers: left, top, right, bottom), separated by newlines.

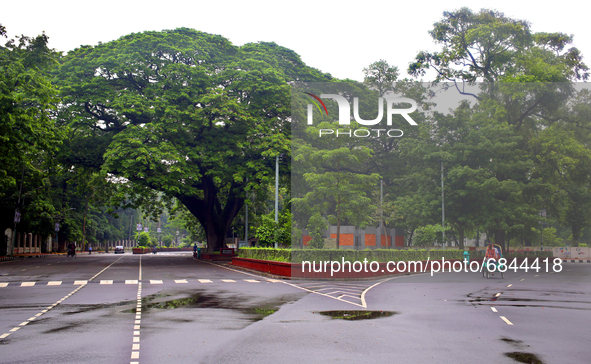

520,279,525,281
100,280,113,285
175,279,188,283
131,352,139,359
495,293,501,297
198,279,212,283
74,280,87,285
18,322,28,326
534,275,539,277
0,334,9,339
244,279,259,283
132,344,140,350
491,307,498,313
266,279,282,283
150,280,163,284
500,316,514,325
9,327,19,332
126,280,138,284
21,282,35,287
0,283,8,287
47,281,62,286
133,337,140,343
507,284,512,287
222,279,236,283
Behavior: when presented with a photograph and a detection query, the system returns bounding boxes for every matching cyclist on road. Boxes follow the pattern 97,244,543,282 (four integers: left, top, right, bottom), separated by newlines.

485,243,499,276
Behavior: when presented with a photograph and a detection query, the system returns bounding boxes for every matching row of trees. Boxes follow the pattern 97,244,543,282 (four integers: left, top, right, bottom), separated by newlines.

2,8,590,253
292,9,591,251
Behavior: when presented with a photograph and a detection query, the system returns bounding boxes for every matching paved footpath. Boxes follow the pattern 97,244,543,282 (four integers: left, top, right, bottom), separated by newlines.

0,253,590,364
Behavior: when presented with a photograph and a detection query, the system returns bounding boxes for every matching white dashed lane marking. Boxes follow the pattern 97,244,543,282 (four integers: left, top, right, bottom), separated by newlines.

500,316,514,325
491,307,498,313
1,278,278,287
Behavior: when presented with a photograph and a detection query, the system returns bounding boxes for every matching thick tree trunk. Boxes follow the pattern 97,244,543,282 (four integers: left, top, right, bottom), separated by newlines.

180,176,245,253
458,226,465,250
408,228,415,246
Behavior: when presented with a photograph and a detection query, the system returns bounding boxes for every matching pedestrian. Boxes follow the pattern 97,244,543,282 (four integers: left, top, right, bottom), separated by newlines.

193,243,198,258
89,245,92,255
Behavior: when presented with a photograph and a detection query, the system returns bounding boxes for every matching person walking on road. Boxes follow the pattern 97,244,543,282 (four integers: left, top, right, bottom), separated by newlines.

193,243,198,258
88,245,92,255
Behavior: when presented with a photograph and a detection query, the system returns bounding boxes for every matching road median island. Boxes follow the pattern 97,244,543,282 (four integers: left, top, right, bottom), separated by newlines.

232,248,555,278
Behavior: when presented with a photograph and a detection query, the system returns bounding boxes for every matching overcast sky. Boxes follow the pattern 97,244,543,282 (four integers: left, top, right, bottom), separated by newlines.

2,1,590,81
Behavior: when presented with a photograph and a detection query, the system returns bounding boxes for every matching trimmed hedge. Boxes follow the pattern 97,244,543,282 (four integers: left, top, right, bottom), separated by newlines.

238,248,290,262
291,249,465,263
239,248,463,263
237,248,553,263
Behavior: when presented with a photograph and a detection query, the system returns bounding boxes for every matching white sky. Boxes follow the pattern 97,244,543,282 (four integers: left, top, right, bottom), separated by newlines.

2,0,590,82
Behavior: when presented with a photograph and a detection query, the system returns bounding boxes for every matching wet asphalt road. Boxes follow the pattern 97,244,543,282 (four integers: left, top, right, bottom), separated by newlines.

0,253,590,364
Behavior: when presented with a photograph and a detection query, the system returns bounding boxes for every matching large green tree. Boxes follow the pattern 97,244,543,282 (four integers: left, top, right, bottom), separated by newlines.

56,29,326,252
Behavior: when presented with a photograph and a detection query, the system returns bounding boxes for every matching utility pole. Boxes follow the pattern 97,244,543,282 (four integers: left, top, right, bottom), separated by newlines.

377,180,383,249
11,165,25,256
441,161,445,247
274,154,283,248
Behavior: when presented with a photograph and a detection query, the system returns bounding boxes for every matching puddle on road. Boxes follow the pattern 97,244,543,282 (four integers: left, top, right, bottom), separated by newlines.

317,310,397,321
504,352,544,364
501,337,543,364
63,300,134,315
125,291,287,322
43,324,78,334
501,337,530,350
462,292,591,310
